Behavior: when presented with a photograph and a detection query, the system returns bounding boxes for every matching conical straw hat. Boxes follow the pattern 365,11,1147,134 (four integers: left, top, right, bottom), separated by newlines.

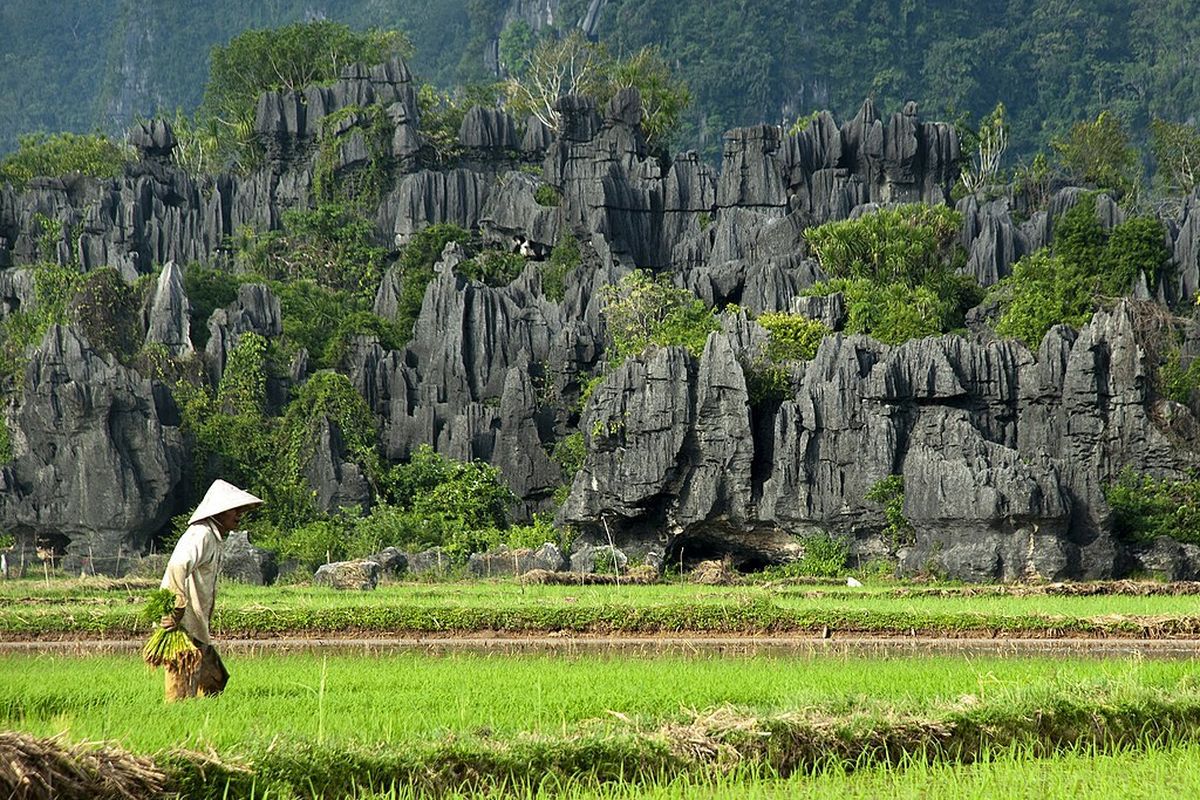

188,479,264,524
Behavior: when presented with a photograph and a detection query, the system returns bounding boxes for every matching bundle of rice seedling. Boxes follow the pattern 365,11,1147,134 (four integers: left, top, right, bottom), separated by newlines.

141,589,200,673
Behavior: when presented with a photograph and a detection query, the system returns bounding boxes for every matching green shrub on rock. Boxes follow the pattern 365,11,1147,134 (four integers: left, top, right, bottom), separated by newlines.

0,132,133,190
865,475,915,548
993,195,1172,349
456,250,526,287
541,233,582,302
802,205,979,345
600,269,719,365
1105,469,1200,545
756,313,830,362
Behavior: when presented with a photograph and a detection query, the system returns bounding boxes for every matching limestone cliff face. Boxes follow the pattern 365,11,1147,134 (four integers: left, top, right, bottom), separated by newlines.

0,56,1196,578
562,302,1196,580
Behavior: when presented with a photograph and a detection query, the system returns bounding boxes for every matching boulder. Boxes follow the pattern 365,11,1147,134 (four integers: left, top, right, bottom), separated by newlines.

313,559,381,590
221,531,277,585
364,547,408,577
467,543,568,577
569,544,628,574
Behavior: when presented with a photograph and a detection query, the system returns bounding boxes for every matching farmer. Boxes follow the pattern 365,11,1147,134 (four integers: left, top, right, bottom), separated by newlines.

159,479,262,701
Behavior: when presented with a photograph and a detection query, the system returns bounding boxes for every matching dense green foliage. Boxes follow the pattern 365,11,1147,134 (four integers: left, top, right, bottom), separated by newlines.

199,21,408,169
805,204,963,285
0,132,133,189
1151,117,1200,196
311,104,396,209
182,264,241,348
600,270,719,365
803,205,979,345
1158,350,1200,407
993,196,1172,349
235,203,391,298
455,249,526,287
9,1,1200,175
0,415,11,465
756,313,830,362
1051,112,1142,201
541,233,582,302
394,223,473,343
740,312,830,407
1105,469,1200,547
865,475,915,548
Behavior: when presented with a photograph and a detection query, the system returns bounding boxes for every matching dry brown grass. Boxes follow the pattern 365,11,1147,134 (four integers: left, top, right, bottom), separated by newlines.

0,731,167,800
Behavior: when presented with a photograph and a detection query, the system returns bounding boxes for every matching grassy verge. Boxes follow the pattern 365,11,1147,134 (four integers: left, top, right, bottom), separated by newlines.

8,578,1200,640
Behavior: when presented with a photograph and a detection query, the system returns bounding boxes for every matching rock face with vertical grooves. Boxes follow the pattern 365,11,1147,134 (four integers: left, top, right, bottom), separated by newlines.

562,301,1198,581
0,55,1197,579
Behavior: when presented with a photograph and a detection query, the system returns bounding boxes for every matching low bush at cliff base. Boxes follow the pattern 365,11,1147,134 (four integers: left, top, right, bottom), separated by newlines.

1105,469,1200,545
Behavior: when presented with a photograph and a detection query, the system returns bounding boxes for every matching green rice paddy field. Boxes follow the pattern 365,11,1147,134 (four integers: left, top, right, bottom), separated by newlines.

4,578,1200,638
5,577,1200,797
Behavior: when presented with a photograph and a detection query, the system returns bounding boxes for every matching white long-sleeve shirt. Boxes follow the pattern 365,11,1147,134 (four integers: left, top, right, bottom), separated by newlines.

160,520,223,644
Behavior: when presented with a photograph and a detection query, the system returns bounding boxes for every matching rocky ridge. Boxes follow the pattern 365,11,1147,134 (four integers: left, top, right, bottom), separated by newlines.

0,56,1197,579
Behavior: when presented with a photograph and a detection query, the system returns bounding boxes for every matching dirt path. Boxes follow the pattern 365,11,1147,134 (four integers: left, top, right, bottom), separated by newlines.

6,634,1200,658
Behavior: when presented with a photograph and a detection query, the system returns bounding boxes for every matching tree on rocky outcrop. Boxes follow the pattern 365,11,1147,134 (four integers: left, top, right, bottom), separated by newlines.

1150,118,1200,197
600,270,719,366
503,31,610,135
198,21,410,169
0,132,134,190
1052,111,1142,202
993,194,1171,349
802,205,979,345
958,102,1009,195
234,203,391,298
503,31,690,150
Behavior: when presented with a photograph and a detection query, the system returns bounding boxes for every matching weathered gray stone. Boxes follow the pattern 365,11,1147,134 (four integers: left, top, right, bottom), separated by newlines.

303,416,372,515
569,544,628,574
403,547,455,576
364,547,408,576
221,531,277,585
468,543,568,577
313,559,381,590
1130,537,1200,581
144,260,192,354
0,324,185,574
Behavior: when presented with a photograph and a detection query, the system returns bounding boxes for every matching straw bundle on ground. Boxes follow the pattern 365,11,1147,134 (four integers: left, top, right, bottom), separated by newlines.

0,731,167,800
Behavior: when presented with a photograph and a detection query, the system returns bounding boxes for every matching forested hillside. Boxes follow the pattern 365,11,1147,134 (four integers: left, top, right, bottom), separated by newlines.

2,0,1198,161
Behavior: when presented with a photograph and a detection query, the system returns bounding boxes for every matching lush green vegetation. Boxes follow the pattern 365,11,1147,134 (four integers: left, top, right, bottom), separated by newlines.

0,132,134,189
541,233,582,303
8,578,1200,639
802,205,980,345
600,270,719,366
756,313,830,362
8,1,1200,177
4,650,1200,797
197,21,408,169
865,475,915,548
234,203,392,298
393,223,473,342
740,311,831,406
991,195,1172,349
1105,469,1200,546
